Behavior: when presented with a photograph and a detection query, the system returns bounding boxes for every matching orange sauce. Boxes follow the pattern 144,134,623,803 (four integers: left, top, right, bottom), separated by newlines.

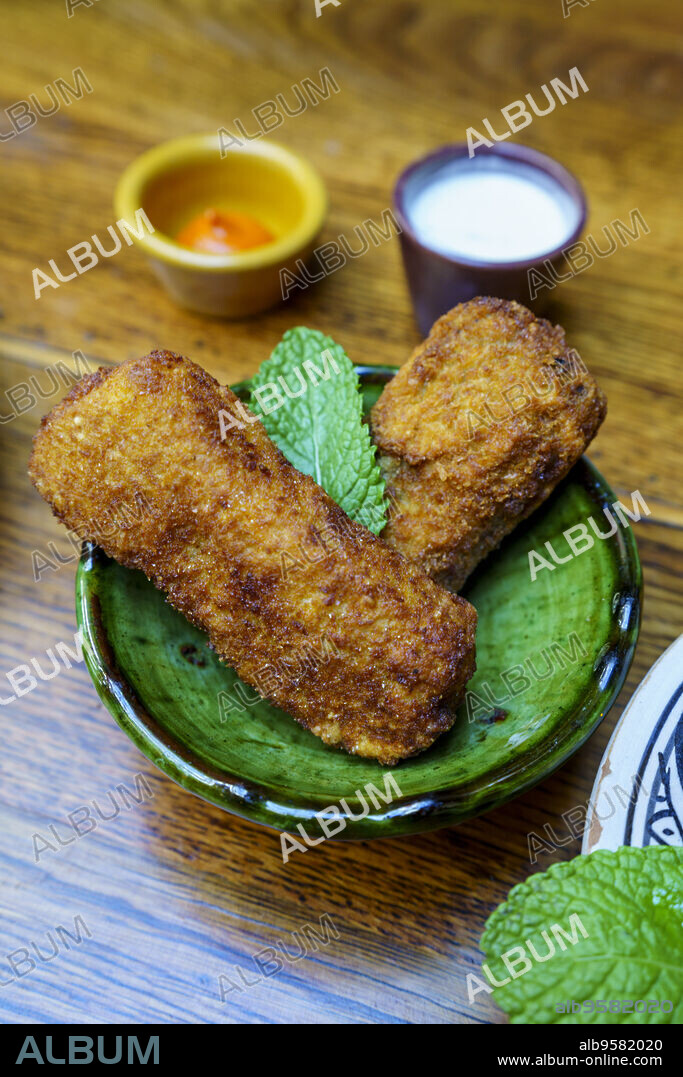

175,208,274,254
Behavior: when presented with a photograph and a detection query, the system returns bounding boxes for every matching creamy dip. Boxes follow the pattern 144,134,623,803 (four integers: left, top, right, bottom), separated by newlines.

408,162,578,263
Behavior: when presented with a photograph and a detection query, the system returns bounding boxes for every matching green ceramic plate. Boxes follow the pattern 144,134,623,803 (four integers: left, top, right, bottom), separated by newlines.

75,366,641,840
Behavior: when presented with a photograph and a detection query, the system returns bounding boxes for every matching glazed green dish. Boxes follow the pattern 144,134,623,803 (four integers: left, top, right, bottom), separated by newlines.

76,366,641,839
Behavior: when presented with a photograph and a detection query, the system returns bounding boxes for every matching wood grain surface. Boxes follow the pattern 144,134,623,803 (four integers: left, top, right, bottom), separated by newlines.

0,0,681,1025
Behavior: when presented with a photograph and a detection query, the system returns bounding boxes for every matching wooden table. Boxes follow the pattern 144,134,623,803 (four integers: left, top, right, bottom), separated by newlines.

1,0,681,1025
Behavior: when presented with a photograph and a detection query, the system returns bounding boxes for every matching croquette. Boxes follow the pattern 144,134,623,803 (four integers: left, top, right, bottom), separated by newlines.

29,350,477,765
370,297,607,589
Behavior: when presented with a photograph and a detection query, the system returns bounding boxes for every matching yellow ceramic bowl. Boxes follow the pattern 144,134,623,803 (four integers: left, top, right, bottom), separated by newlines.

114,134,327,317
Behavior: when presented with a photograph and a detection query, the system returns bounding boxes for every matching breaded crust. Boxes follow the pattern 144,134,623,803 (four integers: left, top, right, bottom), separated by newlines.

370,297,607,589
29,351,477,765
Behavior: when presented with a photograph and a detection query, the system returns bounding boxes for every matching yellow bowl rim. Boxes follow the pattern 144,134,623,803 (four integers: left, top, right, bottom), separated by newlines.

113,133,328,273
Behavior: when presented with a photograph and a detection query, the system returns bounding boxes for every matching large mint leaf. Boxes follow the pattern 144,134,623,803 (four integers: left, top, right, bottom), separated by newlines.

479,846,683,1024
249,327,387,533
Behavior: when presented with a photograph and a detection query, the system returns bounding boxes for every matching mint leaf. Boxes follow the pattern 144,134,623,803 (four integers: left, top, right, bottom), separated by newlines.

479,847,683,1024
250,327,387,533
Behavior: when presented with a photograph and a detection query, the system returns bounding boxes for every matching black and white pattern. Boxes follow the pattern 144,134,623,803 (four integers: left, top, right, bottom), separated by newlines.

624,683,683,847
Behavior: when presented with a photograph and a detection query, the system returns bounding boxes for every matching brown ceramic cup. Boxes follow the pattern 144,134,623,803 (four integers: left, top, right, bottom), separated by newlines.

393,142,587,336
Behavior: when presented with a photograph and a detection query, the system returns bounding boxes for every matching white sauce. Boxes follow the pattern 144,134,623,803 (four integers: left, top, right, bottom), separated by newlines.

408,165,577,263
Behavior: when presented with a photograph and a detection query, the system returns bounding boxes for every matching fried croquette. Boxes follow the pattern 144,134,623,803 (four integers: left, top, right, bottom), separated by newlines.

370,297,607,589
29,351,477,765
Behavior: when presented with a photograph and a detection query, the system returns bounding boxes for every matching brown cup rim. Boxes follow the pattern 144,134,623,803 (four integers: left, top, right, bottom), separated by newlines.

393,142,588,272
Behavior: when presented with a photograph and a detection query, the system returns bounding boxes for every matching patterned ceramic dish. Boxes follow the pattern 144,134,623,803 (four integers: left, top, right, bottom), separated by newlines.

75,366,642,840
114,134,327,317
583,635,683,853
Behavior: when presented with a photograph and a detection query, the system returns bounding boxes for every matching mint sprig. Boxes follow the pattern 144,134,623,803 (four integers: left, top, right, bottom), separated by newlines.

478,846,683,1024
249,327,387,533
